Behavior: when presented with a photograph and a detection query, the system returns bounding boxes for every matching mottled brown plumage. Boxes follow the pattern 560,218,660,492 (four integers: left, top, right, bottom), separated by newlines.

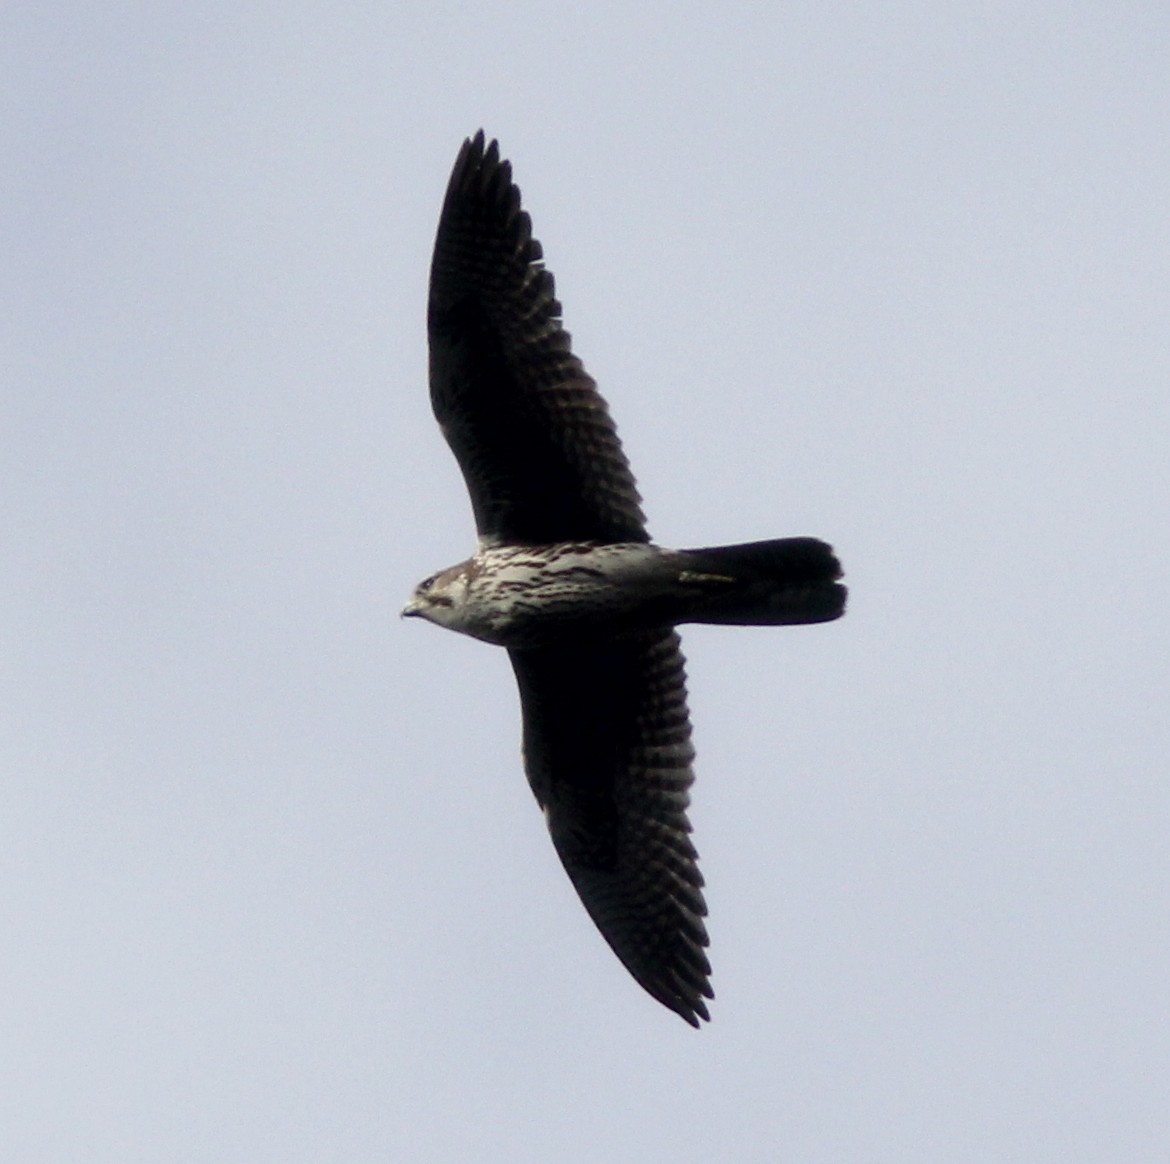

408,132,845,1026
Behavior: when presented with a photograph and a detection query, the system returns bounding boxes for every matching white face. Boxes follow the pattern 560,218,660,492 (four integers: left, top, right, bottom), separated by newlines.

401,564,470,630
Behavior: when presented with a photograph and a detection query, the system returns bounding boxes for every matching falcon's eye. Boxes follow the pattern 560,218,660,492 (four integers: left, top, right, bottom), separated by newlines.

419,576,434,592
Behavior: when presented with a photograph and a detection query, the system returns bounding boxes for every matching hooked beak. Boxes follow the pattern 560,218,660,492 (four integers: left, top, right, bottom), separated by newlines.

401,598,422,619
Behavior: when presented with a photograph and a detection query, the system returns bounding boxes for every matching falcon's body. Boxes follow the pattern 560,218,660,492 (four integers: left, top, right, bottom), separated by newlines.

405,537,844,648
405,133,846,1026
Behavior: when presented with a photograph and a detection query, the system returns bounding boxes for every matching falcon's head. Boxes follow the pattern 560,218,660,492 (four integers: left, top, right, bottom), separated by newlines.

401,561,472,631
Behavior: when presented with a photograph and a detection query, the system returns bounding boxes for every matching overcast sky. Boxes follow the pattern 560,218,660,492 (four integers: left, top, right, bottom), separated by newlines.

4,3,1169,1161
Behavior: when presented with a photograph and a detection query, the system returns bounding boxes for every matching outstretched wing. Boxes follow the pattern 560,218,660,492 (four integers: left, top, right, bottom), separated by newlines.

428,132,648,546
509,630,712,1025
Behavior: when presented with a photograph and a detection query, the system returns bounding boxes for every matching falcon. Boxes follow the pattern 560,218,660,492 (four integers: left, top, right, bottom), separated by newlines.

404,132,846,1026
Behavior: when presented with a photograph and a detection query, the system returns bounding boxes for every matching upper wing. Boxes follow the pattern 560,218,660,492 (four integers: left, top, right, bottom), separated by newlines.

428,132,648,546
509,630,712,1025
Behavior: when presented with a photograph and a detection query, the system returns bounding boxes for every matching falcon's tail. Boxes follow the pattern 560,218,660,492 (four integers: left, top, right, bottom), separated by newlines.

678,538,846,626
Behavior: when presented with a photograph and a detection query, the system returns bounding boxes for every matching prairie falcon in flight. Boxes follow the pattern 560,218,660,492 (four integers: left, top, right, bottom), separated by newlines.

404,132,846,1026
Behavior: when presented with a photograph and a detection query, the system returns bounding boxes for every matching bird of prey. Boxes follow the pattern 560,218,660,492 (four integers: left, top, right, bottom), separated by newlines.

404,132,846,1026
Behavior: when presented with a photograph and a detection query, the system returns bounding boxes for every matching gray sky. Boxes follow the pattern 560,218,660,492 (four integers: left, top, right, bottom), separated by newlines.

4,3,1168,1160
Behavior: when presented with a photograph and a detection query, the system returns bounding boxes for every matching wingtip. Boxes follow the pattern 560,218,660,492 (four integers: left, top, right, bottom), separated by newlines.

640,958,714,1027
460,128,497,166
671,989,712,1028
446,131,513,212
461,128,489,159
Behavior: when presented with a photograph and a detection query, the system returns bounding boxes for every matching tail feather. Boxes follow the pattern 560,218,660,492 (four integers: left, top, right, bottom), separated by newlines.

678,538,846,626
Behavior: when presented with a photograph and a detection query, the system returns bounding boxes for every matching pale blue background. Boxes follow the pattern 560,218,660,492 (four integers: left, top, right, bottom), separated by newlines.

4,3,1168,1160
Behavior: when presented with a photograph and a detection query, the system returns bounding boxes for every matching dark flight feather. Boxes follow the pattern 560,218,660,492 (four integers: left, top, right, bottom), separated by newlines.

429,131,649,546
509,630,712,1026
